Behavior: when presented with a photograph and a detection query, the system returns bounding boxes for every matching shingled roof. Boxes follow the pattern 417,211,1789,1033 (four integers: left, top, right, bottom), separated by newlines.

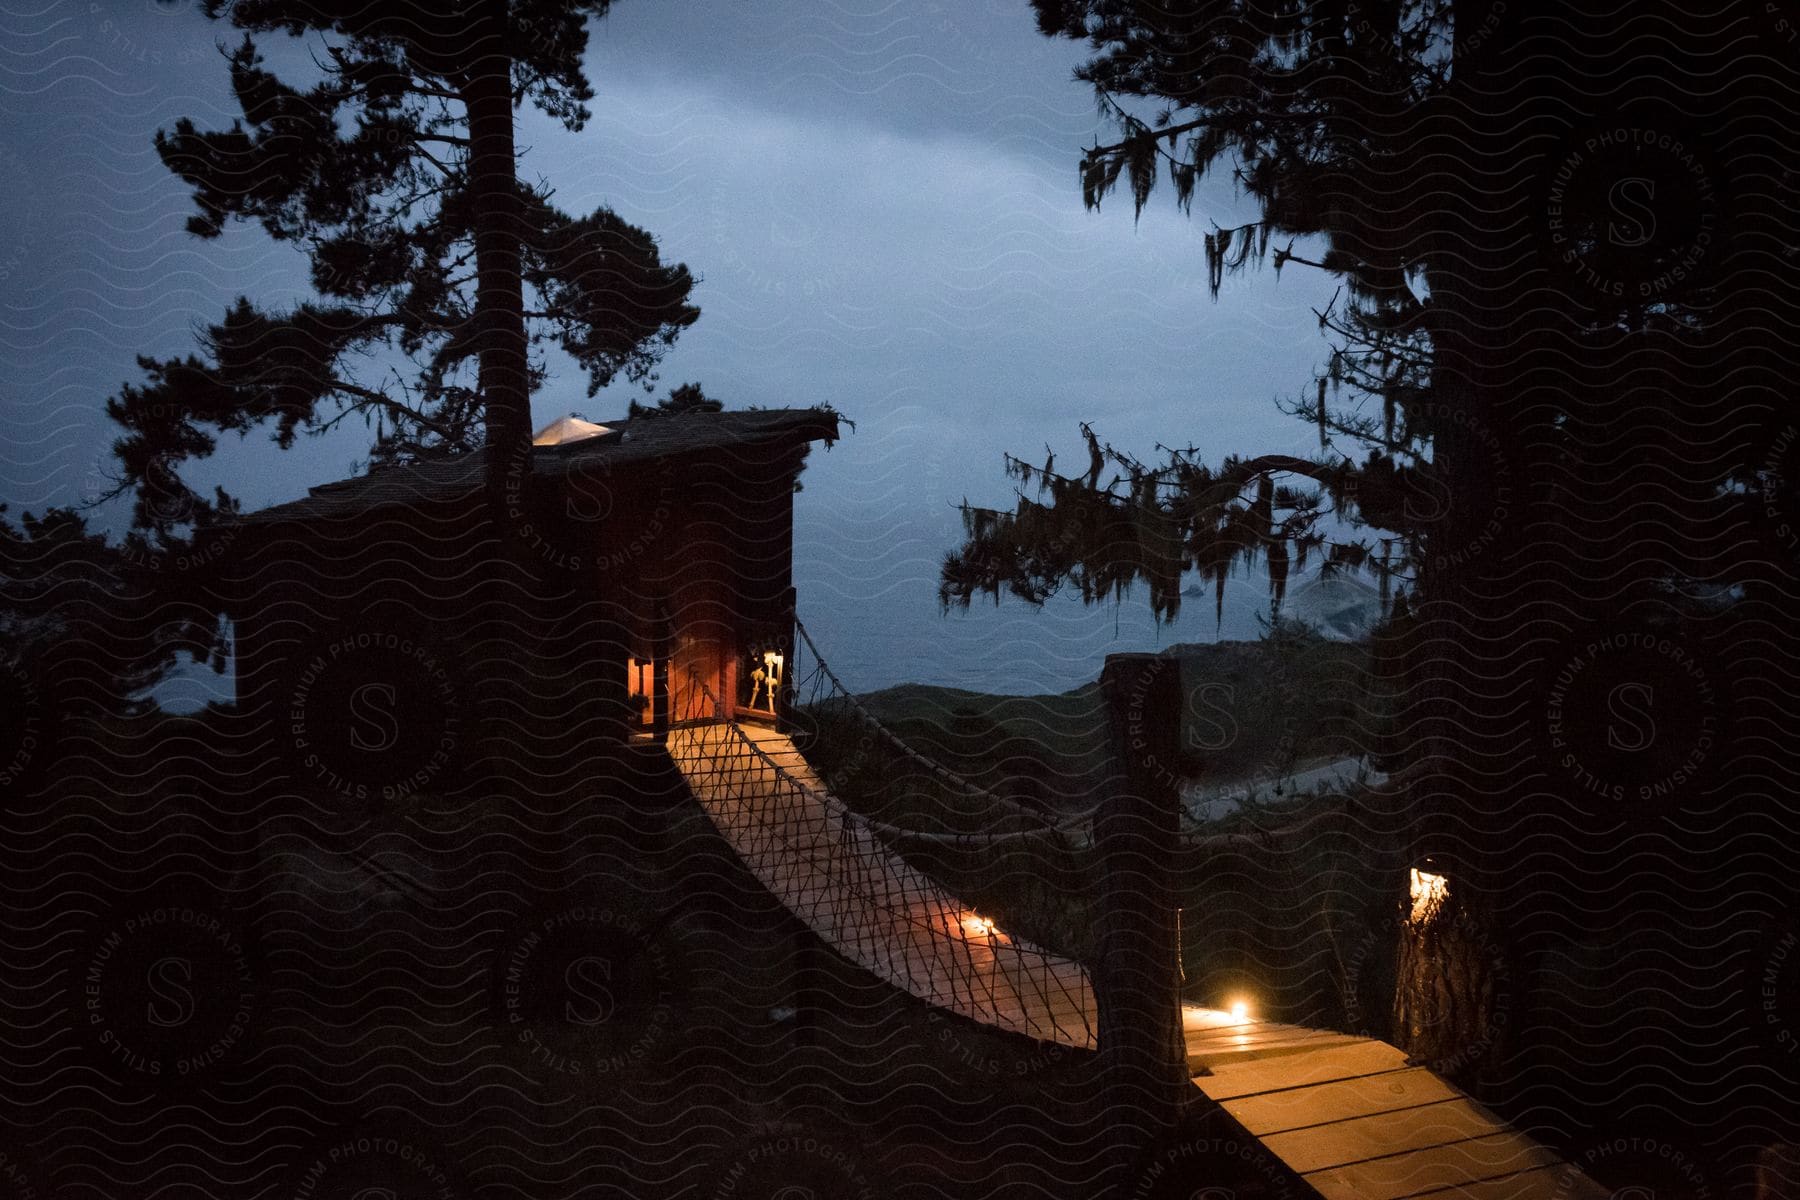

237,407,838,527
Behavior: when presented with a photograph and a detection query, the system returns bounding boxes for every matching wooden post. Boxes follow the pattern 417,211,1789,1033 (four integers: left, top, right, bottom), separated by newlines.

1097,653,1192,1190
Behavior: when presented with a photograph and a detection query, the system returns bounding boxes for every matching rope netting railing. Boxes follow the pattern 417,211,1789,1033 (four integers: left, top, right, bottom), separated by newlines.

785,618,1362,852
669,672,1097,1049
785,619,1089,843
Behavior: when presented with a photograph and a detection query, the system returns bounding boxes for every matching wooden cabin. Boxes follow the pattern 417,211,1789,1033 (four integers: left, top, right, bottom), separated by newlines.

223,408,838,794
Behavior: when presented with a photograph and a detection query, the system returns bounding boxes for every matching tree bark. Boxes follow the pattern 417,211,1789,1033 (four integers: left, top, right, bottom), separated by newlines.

457,2,541,778
1392,863,1504,1086
1096,654,1191,1195
463,1,532,497
1394,0,1543,1102
1402,1,1800,1140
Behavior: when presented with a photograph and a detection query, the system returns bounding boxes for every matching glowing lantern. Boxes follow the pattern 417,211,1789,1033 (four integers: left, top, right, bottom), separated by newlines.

745,646,785,712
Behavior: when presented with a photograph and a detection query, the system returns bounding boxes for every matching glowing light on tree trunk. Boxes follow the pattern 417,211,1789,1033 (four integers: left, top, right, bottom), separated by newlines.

1410,866,1449,923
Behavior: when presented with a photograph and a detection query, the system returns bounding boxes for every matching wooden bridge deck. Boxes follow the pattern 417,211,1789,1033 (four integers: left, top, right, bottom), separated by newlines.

670,720,1605,1200
671,720,1096,1046
1184,1009,1609,1200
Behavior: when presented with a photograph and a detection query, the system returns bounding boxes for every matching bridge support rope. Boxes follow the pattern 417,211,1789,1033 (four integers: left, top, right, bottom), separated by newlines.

671,673,1098,1047
788,619,1084,840
666,662,1612,1200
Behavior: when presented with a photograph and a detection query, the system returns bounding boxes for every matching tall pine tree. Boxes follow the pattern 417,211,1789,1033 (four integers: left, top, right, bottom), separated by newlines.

108,1,699,539
954,0,1800,1162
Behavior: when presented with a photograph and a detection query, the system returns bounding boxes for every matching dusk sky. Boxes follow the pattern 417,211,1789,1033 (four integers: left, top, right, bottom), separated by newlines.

1,0,1345,693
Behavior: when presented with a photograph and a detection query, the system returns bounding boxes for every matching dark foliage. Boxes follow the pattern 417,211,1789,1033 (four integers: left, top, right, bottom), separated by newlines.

0,505,224,715
947,0,1464,623
110,2,701,525
629,382,725,420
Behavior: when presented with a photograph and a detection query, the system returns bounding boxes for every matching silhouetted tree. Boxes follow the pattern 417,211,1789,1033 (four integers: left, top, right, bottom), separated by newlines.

957,0,1800,1152
107,0,700,538
946,1,1748,627
945,0,1460,625
0,505,223,717
628,381,724,419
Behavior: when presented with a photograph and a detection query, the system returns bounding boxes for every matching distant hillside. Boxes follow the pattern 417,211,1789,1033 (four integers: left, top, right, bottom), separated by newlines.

852,630,1375,802
1280,573,1385,642
854,680,1114,805
811,632,1379,962
1182,572,1385,643
1159,631,1373,780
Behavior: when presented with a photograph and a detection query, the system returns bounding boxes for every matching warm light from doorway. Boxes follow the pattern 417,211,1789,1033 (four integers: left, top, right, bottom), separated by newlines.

746,649,785,712
627,658,655,725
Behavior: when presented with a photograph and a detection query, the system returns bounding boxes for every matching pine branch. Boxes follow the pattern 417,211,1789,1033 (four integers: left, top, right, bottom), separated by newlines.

322,379,457,440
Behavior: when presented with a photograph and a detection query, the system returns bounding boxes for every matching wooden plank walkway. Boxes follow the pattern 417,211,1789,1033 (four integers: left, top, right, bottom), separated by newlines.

1185,1011,1611,1200
670,720,1606,1200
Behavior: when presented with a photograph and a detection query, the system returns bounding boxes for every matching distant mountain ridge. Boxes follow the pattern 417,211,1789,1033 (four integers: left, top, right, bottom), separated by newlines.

853,627,1374,808
1282,572,1384,641
1181,571,1385,643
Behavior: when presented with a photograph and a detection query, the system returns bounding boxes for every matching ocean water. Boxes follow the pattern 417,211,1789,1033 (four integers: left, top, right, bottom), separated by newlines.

795,505,1272,696
146,497,1276,713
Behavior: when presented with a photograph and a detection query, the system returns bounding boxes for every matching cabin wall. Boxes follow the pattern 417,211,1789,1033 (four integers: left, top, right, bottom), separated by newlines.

224,494,511,802
591,442,804,727
723,449,799,718
226,434,818,772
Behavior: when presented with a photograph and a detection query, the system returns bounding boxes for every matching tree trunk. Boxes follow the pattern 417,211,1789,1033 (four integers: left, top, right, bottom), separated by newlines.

458,3,542,778
1392,863,1504,1086
463,0,532,496
1404,0,1800,1146
1096,654,1191,1195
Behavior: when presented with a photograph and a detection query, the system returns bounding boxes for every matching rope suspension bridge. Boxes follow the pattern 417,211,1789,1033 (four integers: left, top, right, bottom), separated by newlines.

781,619,1369,853
784,618,1082,841
666,624,1608,1200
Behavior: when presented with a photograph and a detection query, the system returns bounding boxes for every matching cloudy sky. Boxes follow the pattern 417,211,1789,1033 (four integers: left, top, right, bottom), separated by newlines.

0,0,1344,695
